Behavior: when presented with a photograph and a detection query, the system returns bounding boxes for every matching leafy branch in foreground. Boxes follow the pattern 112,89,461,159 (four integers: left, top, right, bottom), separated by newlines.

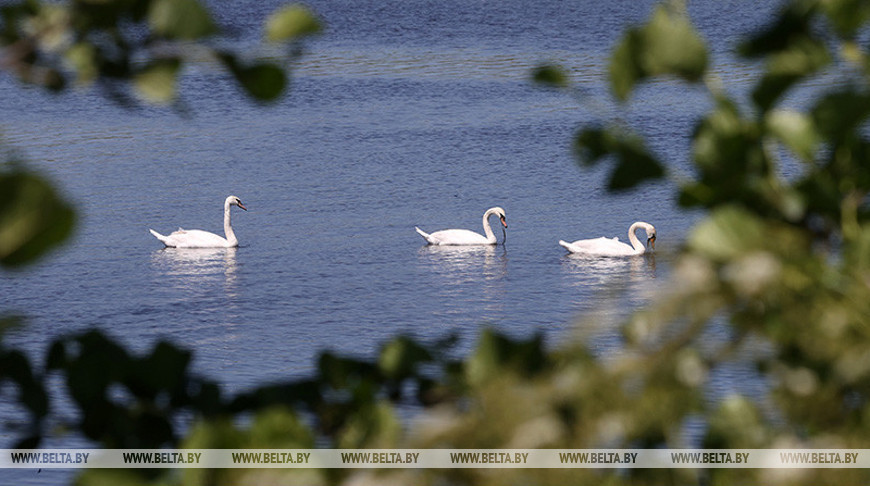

4,0,870,485
0,0,321,105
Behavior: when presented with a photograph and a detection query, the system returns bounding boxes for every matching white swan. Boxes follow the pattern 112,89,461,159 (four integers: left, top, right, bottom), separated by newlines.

415,207,507,246
559,222,656,256
149,196,247,248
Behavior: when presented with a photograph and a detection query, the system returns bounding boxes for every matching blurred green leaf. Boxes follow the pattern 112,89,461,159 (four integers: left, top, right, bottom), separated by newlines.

249,406,314,447
574,127,665,191
751,38,830,112
134,59,180,104
220,54,287,103
688,206,768,261
532,64,569,88
739,1,816,57
65,43,98,85
609,6,707,101
811,88,870,141
465,330,547,387
703,396,768,448
135,340,191,399
265,4,321,42
379,336,432,380
765,109,820,161
0,169,75,268
822,0,870,37
148,0,216,40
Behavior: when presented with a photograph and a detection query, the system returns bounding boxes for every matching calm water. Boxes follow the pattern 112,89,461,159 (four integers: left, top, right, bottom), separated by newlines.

2,0,786,481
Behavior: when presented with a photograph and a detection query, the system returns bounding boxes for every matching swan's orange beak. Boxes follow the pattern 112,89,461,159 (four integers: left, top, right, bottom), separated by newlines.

500,215,507,228
238,202,248,211
647,235,656,250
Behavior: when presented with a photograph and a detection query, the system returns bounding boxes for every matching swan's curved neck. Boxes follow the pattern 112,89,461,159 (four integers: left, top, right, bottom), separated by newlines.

627,222,645,253
482,210,497,244
224,201,237,246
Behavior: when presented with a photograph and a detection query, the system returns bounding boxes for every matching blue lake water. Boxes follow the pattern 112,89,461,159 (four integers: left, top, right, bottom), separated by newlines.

1,0,788,482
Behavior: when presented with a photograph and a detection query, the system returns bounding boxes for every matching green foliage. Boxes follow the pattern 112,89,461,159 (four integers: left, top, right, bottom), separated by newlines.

5,0,870,485
0,166,75,268
0,0,321,105
531,64,569,88
574,126,665,191
266,5,322,43
609,5,708,102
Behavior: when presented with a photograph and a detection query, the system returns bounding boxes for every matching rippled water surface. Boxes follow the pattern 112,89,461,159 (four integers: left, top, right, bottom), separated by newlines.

1,0,789,482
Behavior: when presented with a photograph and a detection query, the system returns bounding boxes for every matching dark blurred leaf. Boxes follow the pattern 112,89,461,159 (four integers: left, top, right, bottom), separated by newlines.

739,1,817,57
63,330,131,407
574,127,665,191
811,89,870,141
133,340,191,399
532,64,569,88
609,30,644,102
0,169,75,268
466,329,548,386
266,5,321,42
378,336,432,380
148,0,215,40
822,0,870,37
0,349,48,417
609,6,707,101
219,54,287,103
751,39,830,112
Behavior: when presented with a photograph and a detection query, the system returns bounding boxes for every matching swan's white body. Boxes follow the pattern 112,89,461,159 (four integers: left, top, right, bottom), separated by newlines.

416,207,507,246
150,196,247,248
559,222,656,257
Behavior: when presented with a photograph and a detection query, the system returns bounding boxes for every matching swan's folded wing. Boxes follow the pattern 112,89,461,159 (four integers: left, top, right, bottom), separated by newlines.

564,236,635,256
426,229,489,245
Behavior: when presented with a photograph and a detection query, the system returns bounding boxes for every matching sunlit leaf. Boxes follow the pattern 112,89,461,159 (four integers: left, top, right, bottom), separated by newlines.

642,6,708,81
688,206,767,261
609,6,707,101
265,4,321,42
0,170,75,268
249,407,314,447
133,58,180,104
65,43,98,85
765,109,819,162
148,0,215,40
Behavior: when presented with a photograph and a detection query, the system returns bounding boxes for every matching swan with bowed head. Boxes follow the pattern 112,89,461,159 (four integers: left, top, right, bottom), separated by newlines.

150,195,247,248
415,207,507,246
559,222,656,257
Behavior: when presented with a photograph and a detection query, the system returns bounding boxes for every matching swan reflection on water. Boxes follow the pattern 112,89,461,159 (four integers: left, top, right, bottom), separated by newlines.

557,253,658,353
561,252,656,285
150,247,239,293
417,244,507,282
